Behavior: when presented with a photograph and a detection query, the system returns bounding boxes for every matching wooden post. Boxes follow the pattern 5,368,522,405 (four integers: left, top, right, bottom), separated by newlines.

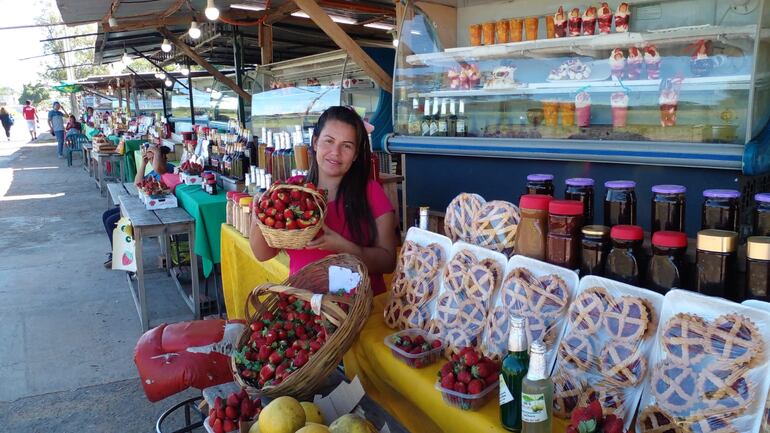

125,80,131,117
292,0,392,93
258,24,273,64
117,77,123,111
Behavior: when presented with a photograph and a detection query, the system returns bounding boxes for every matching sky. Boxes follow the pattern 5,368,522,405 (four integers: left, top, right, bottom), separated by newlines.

0,0,58,93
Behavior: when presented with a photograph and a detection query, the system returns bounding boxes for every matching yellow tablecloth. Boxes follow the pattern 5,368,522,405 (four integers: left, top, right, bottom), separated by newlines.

220,224,289,319
345,294,570,433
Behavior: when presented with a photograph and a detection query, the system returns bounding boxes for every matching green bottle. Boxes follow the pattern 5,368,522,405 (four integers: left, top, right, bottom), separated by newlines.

522,341,553,433
500,316,529,432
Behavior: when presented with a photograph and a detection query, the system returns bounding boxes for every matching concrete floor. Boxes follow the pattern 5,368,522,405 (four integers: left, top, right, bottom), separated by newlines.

0,129,203,432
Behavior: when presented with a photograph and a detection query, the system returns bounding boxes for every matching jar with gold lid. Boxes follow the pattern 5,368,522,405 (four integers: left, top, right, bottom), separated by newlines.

696,229,738,300
580,225,610,276
747,236,770,300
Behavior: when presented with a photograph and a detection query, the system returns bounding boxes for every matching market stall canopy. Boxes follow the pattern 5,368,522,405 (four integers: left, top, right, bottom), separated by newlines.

52,82,83,93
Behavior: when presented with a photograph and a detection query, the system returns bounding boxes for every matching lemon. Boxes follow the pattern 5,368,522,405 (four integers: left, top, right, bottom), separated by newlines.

300,402,325,425
296,424,331,433
257,396,306,433
328,414,378,433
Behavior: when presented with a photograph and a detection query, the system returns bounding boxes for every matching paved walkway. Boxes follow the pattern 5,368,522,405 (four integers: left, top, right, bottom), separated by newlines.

0,129,198,432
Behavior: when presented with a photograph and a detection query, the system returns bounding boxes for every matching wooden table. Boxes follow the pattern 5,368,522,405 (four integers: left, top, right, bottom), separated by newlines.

92,151,125,196
82,143,94,176
117,185,200,331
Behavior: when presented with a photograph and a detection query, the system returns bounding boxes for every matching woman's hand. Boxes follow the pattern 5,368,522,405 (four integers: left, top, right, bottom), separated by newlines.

305,225,360,255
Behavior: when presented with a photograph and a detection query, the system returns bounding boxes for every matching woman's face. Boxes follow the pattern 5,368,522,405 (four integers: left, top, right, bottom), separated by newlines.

313,119,358,179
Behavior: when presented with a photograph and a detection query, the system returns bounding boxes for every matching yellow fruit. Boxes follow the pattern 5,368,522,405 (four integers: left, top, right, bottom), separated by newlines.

328,414,377,433
296,424,330,433
301,402,325,425
257,396,306,433
248,422,261,433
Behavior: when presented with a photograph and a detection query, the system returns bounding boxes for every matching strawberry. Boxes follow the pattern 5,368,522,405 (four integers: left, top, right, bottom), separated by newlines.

274,220,285,229
471,362,490,379
264,216,276,227
457,370,472,384
284,347,296,359
250,321,264,333
293,349,309,367
223,419,235,432
263,311,274,322
467,379,485,395
440,362,454,378
275,361,290,381
273,200,286,212
431,339,442,349
309,340,322,352
290,189,302,200
240,399,251,419
265,207,277,217
259,200,270,210
413,335,426,345
401,336,412,346
257,345,271,361
214,396,223,409
462,351,480,367
440,374,456,389
410,346,422,354
303,210,314,219
268,350,283,365
297,218,312,229
213,418,224,433
208,413,215,426
225,405,238,419
304,182,316,190
259,363,275,382
286,219,297,230
257,213,266,223
226,393,239,407
238,389,248,401
453,382,467,394
270,191,280,201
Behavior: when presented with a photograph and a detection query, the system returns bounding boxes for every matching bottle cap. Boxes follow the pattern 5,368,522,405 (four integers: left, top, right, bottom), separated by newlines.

549,200,584,216
697,229,738,253
748,236,770,260
582,225,610,237
605,180,636,189
565,177,595,187
652,184,687,194
703,189,740,199
652,231,688,248
530,341,547,355
519,194,552,211
509,315,525,328
611,225,644,241
755,193,770,203
239,197,253,207
527,173,554,182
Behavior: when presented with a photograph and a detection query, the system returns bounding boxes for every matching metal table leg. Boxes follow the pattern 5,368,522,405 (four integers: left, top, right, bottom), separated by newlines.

189,225,200,320
129,227,149,331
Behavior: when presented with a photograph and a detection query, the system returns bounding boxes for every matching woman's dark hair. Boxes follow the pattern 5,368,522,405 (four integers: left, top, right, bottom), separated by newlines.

308,106,374,246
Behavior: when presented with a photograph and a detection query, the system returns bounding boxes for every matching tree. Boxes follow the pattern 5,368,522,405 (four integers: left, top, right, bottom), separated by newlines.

0,87,15,96
18,83,50,105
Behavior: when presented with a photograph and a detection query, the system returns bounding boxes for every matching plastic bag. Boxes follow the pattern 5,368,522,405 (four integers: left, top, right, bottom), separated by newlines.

553,275,663,432
444,193,486,244
111,216,137,272
743,299,770,433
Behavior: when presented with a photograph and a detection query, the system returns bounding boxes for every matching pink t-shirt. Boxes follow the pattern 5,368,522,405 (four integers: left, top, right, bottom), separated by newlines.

287,180,394,295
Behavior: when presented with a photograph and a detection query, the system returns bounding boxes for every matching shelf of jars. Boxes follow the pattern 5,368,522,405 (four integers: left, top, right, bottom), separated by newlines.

405,24,764,66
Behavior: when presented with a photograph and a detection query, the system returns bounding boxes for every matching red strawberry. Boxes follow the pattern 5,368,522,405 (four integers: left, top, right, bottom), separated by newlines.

213,418,224,433
467,379,484,394
414,335,426,345
293,350,309,367
216,407,225,419
265,207,277,217
410,346,422,354
214,396,223,409
440,362,454,378
223,419,235,432
238,389,248,401
226,393,239,407
273,200,286,212
440,374,456,389
286,219,297,230
208,413,215,426
250,322,264,333
225,405,238,419
274,220,285,229
453,382,467,394
457,370,472,384
462,351,480,367
259,363,275,382
290,189,302,200
259,200,270,210
264,216,276,227
431,339,442,349
258,345,271,361
309,340,322,352
471,362,490,379
268,350,283,365
284,347,296,359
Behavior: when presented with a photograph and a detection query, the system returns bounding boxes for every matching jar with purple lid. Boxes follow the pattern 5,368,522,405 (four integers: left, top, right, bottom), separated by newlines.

755,193,770,236
604,180,637,227
565,177,595,224
651,184,687,233
526,173,555,196
702,189,740,231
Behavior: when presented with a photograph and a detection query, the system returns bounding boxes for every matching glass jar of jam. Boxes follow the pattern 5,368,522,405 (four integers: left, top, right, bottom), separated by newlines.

565,178,595,224
526,173,555,196
604,180,637,227
651,184,686,233
580,225,610,276
754,193,770,236
605,225,646,285
546,200,584,269
696,229,738,300
701,189,740,232
515,194,552,260
647,231,688,295
226,191,237,226
746,236,770,300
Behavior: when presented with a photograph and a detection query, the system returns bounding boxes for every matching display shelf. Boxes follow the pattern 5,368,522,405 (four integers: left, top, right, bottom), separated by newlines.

409,74,752,98
406,24,762,65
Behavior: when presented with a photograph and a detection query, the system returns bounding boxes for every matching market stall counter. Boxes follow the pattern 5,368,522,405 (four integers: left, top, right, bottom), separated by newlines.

175,184,227,277
345,294,570,433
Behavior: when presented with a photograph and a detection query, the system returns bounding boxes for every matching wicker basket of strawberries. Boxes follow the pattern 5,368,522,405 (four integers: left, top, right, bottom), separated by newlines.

231,254,372,400
254,177,327,250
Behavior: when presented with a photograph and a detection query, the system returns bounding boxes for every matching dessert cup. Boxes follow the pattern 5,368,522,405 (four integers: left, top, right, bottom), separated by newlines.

560,102,576,126
525,17,539,41
496,20,509,44
469,24,483,46
483,22,496,45
509,18,524,42
575,92,591,127
611,92,629,128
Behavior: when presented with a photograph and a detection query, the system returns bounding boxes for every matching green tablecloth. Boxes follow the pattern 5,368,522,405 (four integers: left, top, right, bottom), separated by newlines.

174,184,228,277
84,125,100,139
122,139,143,182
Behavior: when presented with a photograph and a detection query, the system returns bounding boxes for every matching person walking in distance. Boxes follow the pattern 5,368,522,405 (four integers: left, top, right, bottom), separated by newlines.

0,107,13,141
22,100,39,141
48,102,66,158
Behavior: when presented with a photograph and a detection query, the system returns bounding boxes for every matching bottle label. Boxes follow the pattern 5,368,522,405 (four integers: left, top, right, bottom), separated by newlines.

421,122,431,136
499,374,515,406
408,121,420,135
429,122,439,136
521,393,548,423
457,120,466,134
438,120,448,133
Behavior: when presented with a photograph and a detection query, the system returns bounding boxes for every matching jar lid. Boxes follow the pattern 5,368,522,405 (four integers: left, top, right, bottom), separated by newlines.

748,236,770,260
582,225,610,236
703,189,740,199
527,173,554,182
652,184,687,194
226,191,236,200
239,197,253,206
611,225,644,241
566,177,595,187
604,180,636,189
755,193,770,203
697,229,738,253
520,194,552,211
549,200,584,216
652,231,688,248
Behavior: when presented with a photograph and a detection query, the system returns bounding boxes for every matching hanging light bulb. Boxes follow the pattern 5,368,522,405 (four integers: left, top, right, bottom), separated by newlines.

108,17,117,27
205,0,220,20
121,50,131,66
181,67,189,76
165,78,173,87
392,38,399,47
188,21,201,39
161,39,172,53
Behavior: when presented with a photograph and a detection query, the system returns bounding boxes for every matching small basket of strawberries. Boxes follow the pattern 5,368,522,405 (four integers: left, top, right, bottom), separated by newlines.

204,388,262,433
138,177,169,197
435,347,501,411
254,177,327,250
384,329,444,368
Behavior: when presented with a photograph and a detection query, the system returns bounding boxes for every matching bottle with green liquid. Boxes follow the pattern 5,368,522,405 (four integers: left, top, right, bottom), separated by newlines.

500,316,529,432
522,341,553,433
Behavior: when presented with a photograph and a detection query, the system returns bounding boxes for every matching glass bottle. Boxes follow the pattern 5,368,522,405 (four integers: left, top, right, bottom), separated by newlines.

526,174,555,196
746,236,770,299
429,98,440,136
564,178,594,224
455,99,467,137
515,194,552,261
407,98,421,135
521,341,553,433
651,184,687,232
437,99,448,136
448,99,458,137
754,193,770,236
604,180,637,227
701,189,740,232
501,316,529,433
546,200,584,269
605,225,646,285
420,99,431,136
647,231,688,295
696,229,739,300
580,225,611,276
419,206,429,230
264,131,274,175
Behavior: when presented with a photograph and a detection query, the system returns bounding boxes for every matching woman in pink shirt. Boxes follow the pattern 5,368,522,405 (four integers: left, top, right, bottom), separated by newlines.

249,106,397,295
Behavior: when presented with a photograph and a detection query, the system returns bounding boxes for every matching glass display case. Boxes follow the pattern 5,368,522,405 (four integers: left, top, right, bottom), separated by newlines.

390,0,770,171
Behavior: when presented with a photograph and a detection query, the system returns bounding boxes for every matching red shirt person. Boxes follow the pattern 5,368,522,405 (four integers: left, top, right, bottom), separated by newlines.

21,100,39,141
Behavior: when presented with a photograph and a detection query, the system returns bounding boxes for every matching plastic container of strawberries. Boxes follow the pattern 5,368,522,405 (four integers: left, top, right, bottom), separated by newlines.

383,329,444,369
434,379,499,411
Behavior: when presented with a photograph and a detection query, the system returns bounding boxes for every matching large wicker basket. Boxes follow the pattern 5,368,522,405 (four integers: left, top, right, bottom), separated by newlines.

231,254,372,400
255,183,327,249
